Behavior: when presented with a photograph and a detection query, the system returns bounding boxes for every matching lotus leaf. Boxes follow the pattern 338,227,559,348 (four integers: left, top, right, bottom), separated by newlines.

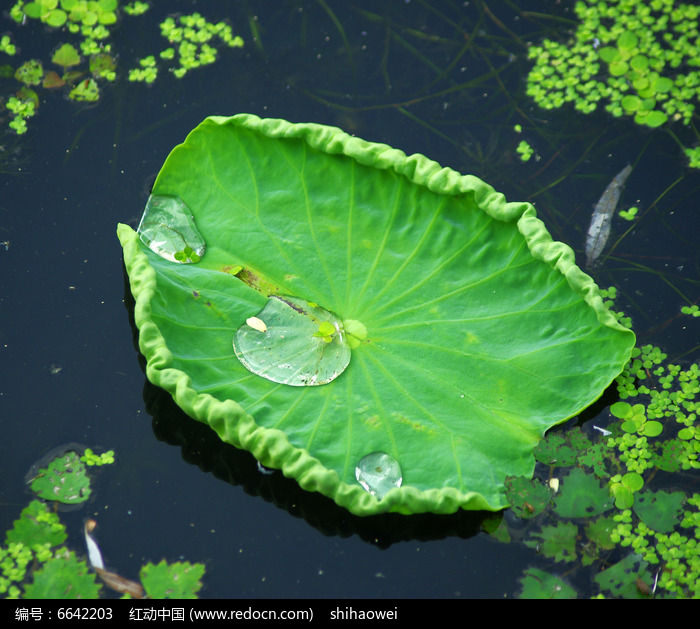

117,114,635,516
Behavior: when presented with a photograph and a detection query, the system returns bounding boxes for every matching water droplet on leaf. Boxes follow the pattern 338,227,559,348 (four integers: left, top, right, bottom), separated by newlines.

233,296,350,386
355,452,402,499
137,194,206,263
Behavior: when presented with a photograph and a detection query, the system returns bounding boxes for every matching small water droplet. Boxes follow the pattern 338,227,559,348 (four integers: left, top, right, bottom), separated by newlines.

355,452,402,499
137,194,206,263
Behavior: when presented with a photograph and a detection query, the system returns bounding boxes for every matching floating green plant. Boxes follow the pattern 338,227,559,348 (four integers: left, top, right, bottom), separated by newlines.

5,92,37,134
518,567,577,599
681,305,700,318
14,59,43,86
128,54,157,84
117,113,634,516
140,560,205,600
1,500,205,599
1,1,126,133
513,124,535,162
29,450,92,505
80,448,115,466
619,205,638,221
1,447,205,599
0,34,16,56
685,145,700,168
516,139,534,162
51,42,80,68
123,1,148,16
16,0,119,29
526,0,700,167
1,2,244,133
68,76,99,101
508,284,698,598
10,0,118,56
128,12,243,82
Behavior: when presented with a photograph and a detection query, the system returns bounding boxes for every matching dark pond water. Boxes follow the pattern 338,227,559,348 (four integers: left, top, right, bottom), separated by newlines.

1,1,698,599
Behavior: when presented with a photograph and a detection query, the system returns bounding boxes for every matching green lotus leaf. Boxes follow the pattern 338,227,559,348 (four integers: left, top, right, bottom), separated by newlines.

116,114,635,516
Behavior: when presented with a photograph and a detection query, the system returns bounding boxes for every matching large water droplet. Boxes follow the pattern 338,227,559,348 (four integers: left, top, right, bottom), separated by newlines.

355,452,402,499
233,295,351,386
137,194,206,263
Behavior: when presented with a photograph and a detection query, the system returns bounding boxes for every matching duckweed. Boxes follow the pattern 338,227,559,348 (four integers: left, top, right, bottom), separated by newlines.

515,285,698,598
527,0,700,167
129,13,243,82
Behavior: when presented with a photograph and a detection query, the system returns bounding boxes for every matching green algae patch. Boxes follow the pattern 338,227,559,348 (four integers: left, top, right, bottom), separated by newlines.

526,0,700,167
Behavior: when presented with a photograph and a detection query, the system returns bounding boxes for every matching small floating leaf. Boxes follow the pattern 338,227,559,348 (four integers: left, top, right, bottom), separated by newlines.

23,551,101,599
642,110,668,128
594,554,650,599
598,47,619,63
51,43,81,68
45,9,68,28
617,31,638,51
14,59,43,86
68,78,99,102
525,522,578,562
42,70,65,89
609,60,628,76
233,296,351,386
504,476,553,519
621,95,641,112
137,194,206,264
553,468,613,518
518,567,577,599
30,451,91,505
5,500,67,548
140,560,205,599
629,54,648,72
632,490,685,533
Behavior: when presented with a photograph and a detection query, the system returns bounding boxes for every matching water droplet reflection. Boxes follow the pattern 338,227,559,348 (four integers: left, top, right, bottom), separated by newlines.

137,194,206,263
355,452,402,499
233,295,350,386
